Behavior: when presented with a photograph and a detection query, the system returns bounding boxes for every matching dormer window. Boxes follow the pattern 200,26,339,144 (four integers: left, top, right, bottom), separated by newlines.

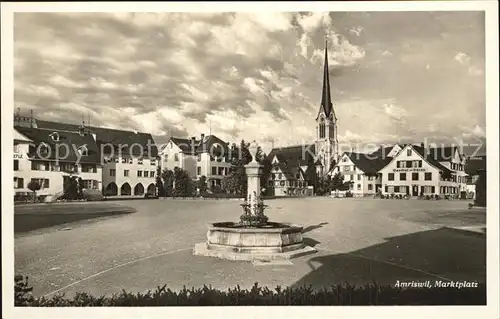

38,142,50,154
77,145,88,156
49,132,60,142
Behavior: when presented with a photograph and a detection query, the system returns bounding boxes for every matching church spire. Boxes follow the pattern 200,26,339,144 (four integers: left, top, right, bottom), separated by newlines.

320,39,333,119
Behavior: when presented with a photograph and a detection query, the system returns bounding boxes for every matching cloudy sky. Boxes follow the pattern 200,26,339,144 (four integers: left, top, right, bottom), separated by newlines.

14,11,485,152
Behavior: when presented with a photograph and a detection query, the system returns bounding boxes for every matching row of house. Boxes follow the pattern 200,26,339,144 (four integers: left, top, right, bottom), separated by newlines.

331,143,484,198
14,114,158,199
13,113,249,199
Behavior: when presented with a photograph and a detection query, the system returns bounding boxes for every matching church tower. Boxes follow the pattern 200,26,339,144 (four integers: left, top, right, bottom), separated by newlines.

315,40,338,176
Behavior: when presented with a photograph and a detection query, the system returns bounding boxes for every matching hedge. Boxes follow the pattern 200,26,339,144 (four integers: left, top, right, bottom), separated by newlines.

15,276,485,306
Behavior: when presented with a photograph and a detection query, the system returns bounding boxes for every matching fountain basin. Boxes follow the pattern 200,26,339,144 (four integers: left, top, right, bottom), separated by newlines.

193,222,317,261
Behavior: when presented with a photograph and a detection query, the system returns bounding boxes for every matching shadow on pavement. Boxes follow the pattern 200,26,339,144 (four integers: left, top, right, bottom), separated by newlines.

302,222,329,234
292,227,486,291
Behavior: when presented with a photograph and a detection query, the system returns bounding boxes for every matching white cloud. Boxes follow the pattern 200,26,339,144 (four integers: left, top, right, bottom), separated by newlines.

454,52,471,65
296,12,331,33
349,26,364,37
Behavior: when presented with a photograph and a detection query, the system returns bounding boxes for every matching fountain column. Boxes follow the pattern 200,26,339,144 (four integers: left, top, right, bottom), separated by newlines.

245,141,262,214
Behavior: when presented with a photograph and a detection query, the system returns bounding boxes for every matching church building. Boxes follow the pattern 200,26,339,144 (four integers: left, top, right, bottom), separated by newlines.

266,41,339,196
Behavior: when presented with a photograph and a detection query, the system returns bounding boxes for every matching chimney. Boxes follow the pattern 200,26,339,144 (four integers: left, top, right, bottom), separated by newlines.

191,136,196,143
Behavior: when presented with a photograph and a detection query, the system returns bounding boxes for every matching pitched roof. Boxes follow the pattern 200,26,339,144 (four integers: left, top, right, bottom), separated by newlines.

343,152,393,176
412,145,454,176
427,146,462,162
33,120,158,157
465,155,486,176
267,144,320,167
170,135,230,157
15,126,101,164
14,128,32,142
369,144,403,158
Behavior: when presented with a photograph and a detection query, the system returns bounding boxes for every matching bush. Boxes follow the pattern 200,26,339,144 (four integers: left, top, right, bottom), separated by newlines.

14,276,485,306
345,190,353,198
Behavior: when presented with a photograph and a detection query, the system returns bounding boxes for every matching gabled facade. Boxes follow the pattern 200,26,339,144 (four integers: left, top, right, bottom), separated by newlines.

378,144,464,197
266,152,313,197
331,146,396,196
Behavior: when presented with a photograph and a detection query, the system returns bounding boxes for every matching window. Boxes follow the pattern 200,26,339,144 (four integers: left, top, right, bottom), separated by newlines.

14,160,19,171
197,167,201,175
407,149,412,156
425,172,432,181
151,171,155,177
110,169,116,177
296,173,300,179
400,173,406,181
357,184,361,190
357,174,361,181
396,161,400,168
174,153,179,161
368,184,373,191
412,172,419,181
151,160,156,166
197,154,201,162
388,173,395,181
218,167,224,175
387,186,394,193
124,170,129,177
14,143,20,153
49,132,60,142
115,157,120,163
144,171,149,178
81,164,97,173
14,177,24,189
278,173,283,180
212,167,217,175
137,171,142,177
138,159,144,165
394,186,400,193
280,181,285,187
342,157,347,162
385,185,388,192
431,186,435,193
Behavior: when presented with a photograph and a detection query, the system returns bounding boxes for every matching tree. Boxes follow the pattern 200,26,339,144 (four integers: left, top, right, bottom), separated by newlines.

222,140,251,196
162,169,175,197
197,175,207,195
260,155,272,193
330,172,345,191
156,166,165,197
27,180,41,202
77,177,84,199
172,167,195,197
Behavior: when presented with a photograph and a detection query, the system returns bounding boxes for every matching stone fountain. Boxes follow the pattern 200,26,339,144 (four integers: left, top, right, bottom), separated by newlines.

193,141,316,261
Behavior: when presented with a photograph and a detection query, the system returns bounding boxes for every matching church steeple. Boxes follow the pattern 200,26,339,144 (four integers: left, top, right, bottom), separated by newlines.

320,39,333,119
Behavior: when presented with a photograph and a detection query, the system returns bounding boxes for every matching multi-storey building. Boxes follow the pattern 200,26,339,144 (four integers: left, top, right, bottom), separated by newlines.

13,123,102,198
159,134,233,188
379,144,466,197
14,113,158,198
265,146,317,196
331,146,400,196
